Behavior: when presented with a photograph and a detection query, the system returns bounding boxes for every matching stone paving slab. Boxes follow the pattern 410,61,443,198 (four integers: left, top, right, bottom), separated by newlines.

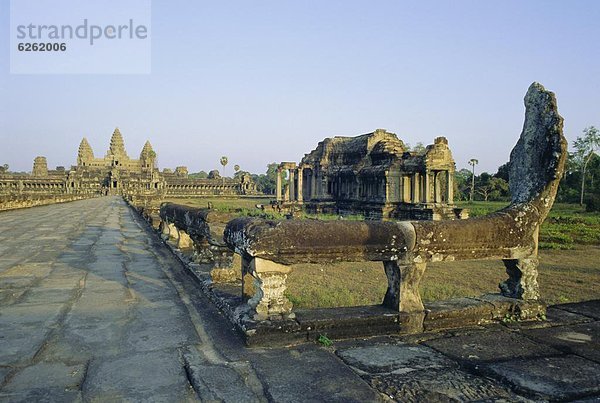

0,362,86,402
82,349,195,402
484,354,600,401
247,344,382,402
368,368,527,402
423,328,562,363
1,197,599,401
554,300,600,320
336,343,456,374
522,321,600,363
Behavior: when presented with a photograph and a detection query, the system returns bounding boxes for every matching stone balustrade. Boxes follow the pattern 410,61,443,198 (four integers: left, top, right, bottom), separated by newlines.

158,203,238,280
224,83,567,323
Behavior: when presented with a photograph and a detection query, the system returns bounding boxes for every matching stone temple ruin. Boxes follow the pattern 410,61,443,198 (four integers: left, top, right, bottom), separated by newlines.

276,130,466,220
0,82,571,346
136,83,568,345
0,128,257,210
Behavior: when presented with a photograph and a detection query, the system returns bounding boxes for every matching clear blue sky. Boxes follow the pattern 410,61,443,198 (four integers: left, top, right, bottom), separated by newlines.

1,0,599,175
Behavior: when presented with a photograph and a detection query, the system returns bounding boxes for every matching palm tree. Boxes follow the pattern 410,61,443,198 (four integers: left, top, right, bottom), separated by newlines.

468,158,478,203
220,156,228,192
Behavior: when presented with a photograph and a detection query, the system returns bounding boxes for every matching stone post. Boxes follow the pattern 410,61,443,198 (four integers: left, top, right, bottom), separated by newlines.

434,172,442,203
382,261,426,313
309,170,316,199
447,170,454,203
424,171,432,203
276,168,282,202
167,223,179,243
177,229,193,249
297,167,303,203
412,173,420,203
499,257,540,300
160,221,171,240
245,257,293,319
288,169,295,201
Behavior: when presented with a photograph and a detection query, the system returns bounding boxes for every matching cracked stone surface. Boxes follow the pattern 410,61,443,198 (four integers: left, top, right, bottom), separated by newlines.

1,197,599,402
0,197,380,402
485,355,600,400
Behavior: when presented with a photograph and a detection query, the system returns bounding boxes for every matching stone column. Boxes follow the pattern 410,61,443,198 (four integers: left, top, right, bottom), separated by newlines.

297,167,303,203
160,220,170,240
434,172,442,203
412,174,420,203
311,172,316,198
167,223,178,242
245,257,293,319
424,171,432,203
447,171,454,203
276,169,282,202
288,169,295,201
500,257,540,300
382,261,427,313
177,230,193,249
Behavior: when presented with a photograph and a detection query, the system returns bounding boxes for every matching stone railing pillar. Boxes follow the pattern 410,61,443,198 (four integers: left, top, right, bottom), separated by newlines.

500,257,540,300
244,257,293,319
177,229,193,249
382,261,426,313
167,223,178,241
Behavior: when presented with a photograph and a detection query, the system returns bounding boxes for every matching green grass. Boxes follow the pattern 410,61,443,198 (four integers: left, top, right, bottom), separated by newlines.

457,201,600,249
171,197,598,308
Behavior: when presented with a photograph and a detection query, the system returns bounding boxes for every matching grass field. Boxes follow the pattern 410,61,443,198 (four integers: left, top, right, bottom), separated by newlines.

167,197,600,308
456,201,600,250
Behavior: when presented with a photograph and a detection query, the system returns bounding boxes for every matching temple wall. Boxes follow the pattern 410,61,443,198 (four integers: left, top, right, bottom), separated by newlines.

0,193,98,212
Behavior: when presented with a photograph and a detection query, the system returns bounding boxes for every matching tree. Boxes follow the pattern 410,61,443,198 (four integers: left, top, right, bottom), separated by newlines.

0,164,8,173
219,156,228,191
573,126,600,206
234,169,250,179
468,158,478,202
252,163,281,194
220,156,228,176
494,162,510,182
476,176,509,201
234,164,240,173
406,142,426,154
454,169,472,201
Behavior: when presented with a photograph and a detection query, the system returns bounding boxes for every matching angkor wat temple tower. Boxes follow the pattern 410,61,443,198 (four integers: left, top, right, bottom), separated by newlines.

69,128,161,194
1,127,257,198
76,128,151,172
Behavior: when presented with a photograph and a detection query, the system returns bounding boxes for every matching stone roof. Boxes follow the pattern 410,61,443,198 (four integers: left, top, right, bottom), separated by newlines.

140,140,155,159
78,138,94,159
109,127,128,157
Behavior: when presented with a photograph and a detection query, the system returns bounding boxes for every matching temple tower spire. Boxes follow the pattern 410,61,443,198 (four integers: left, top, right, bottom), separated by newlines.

108,127,128,157
78,137,94,166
